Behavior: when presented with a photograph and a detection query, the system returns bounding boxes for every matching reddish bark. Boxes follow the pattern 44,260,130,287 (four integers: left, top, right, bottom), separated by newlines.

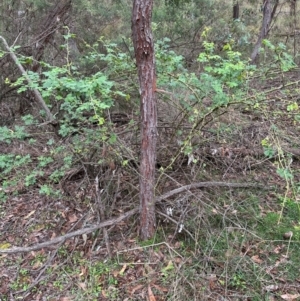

131,0,157,240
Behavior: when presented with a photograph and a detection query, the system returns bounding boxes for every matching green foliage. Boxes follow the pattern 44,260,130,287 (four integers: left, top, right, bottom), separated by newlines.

0,154,31,175
198,38,254,89
2,34,298,222
276,167,293,180
12,63,116,133
154,34,253,163
258,204,300,241
156,38,185,74
0,38,134,199
0,126,30,143
165,0,192,7
262,40,296,71
229,271,247,290
2,1,300,299
152,0,220,48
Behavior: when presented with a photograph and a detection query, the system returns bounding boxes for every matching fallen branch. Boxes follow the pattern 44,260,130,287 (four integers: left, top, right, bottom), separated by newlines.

156,181,269,203
0,181,266,254
0,208,138,254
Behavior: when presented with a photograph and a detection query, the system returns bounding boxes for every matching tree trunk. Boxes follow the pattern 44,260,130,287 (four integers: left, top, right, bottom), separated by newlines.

250,0,275,64
233,1,239,20
132,0,157,240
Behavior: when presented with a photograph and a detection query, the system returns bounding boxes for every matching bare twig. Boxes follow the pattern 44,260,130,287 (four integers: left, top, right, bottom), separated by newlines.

156,210,195,241
95,175,112,258
14,247,61,296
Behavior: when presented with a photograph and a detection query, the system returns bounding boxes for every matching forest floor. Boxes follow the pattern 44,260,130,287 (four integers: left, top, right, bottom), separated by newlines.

1,72,300,301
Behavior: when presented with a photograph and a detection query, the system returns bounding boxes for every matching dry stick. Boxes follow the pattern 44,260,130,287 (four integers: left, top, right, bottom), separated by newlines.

0,208,138,254
95,175,112,258
0,181,267,254
156,182,269,203
0,35,55,122
14,247,61,295
15,215,88,297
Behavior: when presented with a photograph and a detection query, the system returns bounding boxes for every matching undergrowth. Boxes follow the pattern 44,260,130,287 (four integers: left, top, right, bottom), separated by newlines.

1,35,300,300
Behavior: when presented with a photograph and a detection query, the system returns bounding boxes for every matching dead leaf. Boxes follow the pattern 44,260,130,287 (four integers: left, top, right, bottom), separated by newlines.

281,293,300,300
50,232,57,240
35,293,42,301
264,285,279,291
34,224,45,232
174,256,182,264
82,233,87,246
251,255,263,264
275,255,288,267
148,285,156,301
152,284,168,292
130,284,144,295
79,266,87,277
209,278,216,290
77,282,86,290
68,214,78,223
273,245,283,254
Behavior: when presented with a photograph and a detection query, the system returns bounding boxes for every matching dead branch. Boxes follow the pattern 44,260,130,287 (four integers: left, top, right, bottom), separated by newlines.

0,181,267,254
0,208,138,254
0,35,55,122
156,181,269,203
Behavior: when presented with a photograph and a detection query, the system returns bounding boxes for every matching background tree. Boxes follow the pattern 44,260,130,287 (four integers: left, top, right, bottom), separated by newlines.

233,1,239,20
250,0,278,64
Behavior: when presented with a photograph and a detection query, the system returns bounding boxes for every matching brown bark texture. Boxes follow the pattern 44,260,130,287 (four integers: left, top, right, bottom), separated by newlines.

250,0,274,64
131,0,157,240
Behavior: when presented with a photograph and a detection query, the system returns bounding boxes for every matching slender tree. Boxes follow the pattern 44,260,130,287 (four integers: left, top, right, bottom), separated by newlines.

250,0,278,64
131,0,157,240
233,1,239,20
